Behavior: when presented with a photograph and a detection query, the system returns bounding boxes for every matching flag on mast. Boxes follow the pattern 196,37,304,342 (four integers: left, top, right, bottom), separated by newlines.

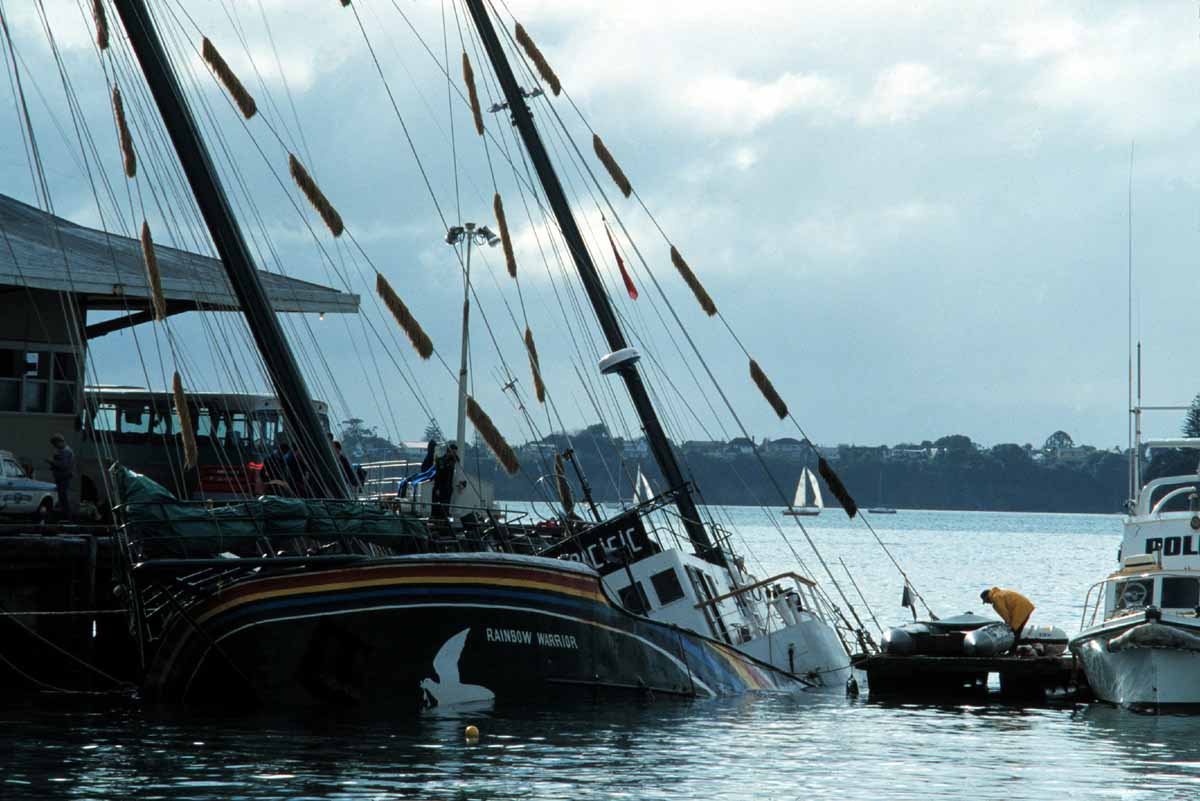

604,218,638,300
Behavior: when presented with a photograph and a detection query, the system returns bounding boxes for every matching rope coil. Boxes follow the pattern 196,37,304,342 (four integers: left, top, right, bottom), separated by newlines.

92,0,108,50
593,134,632,198
818,457,858,519
463,52,485,136
555,452,574,516
749,358,788,419
172,371,198,470
670,246,717,316
289,153,344,237
468,396,520,475
494,192,517,278
376,272,433,359
112,85,136,178
524,326,545,403
202,37,257,119
139,220,165,321
514,23,561,96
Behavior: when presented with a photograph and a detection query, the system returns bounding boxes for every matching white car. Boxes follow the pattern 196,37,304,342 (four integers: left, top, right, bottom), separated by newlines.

0,450,57,519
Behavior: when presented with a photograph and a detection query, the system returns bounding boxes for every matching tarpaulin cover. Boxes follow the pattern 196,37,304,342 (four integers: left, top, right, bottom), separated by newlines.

111,465,429,558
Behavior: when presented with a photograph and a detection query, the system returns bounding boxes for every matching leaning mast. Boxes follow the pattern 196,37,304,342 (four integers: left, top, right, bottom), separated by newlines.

111,0,347,499
462,0,716,559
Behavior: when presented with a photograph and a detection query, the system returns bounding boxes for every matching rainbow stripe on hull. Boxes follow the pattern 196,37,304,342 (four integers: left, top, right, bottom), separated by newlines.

142,553,802,709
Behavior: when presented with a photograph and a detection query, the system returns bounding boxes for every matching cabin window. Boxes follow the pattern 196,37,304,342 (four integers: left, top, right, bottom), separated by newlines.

650,568,685,605
1161,577,1200,609
1114,578,1153,610
83,403,118,437
0,346,80,415
618,581,650,613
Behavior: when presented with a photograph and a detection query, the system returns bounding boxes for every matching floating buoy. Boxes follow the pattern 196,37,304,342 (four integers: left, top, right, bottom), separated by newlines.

464,724,480,741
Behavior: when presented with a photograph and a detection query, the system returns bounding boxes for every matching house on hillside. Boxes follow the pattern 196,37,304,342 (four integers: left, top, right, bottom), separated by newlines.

618,437,649,459
681,440,725,457
727,437,755,458
764,436,807,458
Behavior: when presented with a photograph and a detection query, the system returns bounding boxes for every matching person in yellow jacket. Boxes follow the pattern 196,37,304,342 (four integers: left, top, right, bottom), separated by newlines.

981,587,1035,640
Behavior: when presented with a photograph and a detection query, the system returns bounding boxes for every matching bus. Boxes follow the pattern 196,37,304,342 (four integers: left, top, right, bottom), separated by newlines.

80,386,332,503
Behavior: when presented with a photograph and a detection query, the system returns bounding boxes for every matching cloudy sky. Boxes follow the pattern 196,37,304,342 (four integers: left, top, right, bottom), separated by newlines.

2,1,1197,450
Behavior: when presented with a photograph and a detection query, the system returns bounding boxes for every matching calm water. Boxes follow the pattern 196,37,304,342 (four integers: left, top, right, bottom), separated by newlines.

7,508,1198,801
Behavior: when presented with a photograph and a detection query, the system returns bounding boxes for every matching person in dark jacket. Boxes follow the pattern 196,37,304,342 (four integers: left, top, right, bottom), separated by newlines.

430,443,459,520
333,441,360,493
46,434,74,519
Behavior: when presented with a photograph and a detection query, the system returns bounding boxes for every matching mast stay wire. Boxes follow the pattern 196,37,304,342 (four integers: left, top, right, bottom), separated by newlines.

476,7,871,625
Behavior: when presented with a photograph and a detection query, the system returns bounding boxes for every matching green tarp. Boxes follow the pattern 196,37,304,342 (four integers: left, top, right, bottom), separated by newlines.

110,465,429,558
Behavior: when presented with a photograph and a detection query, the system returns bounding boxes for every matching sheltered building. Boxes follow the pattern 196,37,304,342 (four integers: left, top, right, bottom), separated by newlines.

0,192,358,484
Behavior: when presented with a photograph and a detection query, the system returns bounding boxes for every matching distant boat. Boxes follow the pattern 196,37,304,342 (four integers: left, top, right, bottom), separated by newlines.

867,471,897,514
783,467,823,517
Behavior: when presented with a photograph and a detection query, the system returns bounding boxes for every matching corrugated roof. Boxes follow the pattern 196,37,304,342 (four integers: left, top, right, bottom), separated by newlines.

0,193,358,314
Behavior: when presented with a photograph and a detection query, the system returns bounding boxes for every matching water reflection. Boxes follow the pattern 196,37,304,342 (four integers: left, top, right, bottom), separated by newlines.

8,510,1186,801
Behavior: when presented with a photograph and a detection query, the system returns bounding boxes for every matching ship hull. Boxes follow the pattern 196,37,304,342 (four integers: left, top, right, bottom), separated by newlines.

1072,619,1200,711
142,553,805,709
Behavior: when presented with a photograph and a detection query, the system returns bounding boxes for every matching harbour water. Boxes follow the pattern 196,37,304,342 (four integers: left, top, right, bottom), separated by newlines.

6,508,1195,801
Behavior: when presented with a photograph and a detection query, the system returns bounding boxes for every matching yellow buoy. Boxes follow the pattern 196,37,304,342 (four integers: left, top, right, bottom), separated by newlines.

465,724,480,741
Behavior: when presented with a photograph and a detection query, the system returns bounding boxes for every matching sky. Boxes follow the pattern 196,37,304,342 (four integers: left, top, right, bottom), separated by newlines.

1,1,1198,451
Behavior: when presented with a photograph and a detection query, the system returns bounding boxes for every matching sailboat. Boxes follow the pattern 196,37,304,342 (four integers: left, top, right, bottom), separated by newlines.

867,472,897,514
7,0,888,709
783,467,822,517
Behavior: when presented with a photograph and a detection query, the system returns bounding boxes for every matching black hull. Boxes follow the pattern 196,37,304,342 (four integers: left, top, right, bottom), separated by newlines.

142,553,801,709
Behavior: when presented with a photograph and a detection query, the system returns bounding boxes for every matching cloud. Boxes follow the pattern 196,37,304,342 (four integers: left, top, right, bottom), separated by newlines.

678,72,844,135
858,63,970,125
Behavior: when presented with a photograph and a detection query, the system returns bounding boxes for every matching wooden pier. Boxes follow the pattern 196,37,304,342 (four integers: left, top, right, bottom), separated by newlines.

0,531,136,695
853,652,1090,703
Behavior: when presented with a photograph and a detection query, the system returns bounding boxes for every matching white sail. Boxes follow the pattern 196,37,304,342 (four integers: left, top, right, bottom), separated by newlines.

633,468,654,505
792,467,822,509
807,467,824,509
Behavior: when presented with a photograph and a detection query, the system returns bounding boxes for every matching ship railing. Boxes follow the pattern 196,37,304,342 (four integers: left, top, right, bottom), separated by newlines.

695,572,823,634
1080,580,1106,629
1135,473,1200,517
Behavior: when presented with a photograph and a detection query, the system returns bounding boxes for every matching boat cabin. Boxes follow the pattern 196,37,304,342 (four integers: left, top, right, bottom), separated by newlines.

1082,552,1200,628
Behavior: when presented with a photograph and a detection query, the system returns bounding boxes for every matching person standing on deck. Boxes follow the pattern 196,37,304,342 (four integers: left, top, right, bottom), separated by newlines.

333,441,359,494
46,434,74,519
430,443,459,520
981,587,1035,641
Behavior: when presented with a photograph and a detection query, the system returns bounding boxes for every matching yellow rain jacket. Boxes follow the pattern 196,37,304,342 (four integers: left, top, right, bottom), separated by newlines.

988,587,1034,633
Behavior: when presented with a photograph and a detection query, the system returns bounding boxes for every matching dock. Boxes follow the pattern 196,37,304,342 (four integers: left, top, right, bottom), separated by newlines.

0,531,136,696
853,652,1090,703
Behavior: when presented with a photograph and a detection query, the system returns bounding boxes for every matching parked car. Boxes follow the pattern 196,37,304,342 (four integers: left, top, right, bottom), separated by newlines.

0,450,57,520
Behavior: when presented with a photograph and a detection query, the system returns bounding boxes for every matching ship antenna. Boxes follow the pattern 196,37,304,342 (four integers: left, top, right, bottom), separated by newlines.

1127,141,1135,507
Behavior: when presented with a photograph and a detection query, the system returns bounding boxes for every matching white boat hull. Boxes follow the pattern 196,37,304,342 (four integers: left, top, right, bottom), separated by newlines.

740,615,852,688
1073,619,1200,710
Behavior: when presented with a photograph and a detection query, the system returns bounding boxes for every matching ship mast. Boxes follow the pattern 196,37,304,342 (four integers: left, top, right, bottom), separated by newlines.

111,0,347,499
462,0,716,559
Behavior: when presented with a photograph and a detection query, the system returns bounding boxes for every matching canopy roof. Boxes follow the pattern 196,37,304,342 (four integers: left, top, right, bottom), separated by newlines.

0,193,358,316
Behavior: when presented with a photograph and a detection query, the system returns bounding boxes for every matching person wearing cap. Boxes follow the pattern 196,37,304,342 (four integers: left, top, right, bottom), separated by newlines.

46,434,74,519
981,587,1035,641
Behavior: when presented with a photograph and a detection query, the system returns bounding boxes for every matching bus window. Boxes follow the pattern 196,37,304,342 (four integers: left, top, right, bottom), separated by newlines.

230,411,250,444
84,403,118,437
252,411,280,449
119,403,151,434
